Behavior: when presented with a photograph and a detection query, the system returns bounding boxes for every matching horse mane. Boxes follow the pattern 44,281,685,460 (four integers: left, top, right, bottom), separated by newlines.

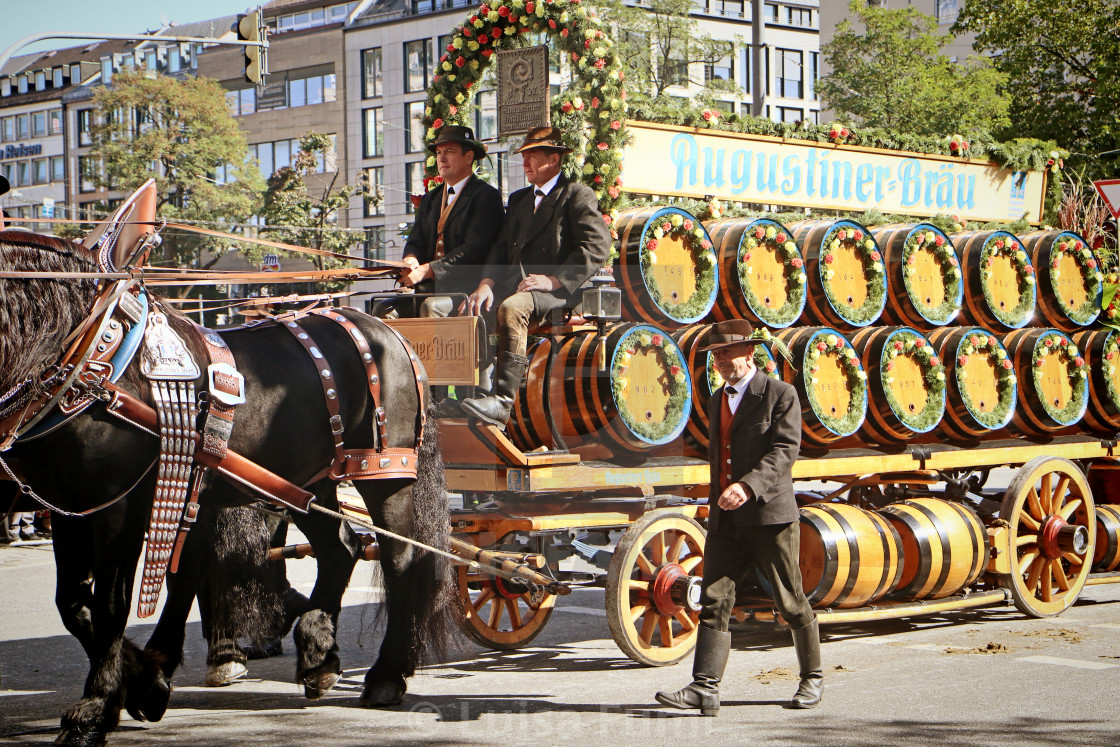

0,230,102,395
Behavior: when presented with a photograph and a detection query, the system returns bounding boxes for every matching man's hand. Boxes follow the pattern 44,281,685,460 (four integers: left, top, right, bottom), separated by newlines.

717,482,752,510
397,263,432,288
460,281,495,315
402,256,420,270
517,274,559,293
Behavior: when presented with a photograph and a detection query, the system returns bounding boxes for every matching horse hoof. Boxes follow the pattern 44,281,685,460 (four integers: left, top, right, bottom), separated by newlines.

204,661,248,687
126,672,171,723
300,655,341,700
359,679,406,708
54,726,107,747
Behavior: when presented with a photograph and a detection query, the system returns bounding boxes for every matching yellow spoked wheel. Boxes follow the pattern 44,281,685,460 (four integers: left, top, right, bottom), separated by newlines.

456,563,556,650
605,511,706,666
1000,457,1095,617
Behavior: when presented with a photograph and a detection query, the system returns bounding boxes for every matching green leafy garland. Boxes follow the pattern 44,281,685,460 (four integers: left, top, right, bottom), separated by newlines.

878,330,946,434
705,346,781,392
739,220,807,328
422,0,627,225
819,222,886,326
1103,334,1120,412
1048,233,1104,324
952,331,1017,429
901,227,963,324
803,331,867,437
978,233,1036,327
610,326,690,443
638,210,717,323
1031,332,1089,425
1104,272,1120,327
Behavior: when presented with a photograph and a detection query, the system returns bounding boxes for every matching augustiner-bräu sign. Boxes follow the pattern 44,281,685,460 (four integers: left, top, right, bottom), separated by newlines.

622,122,1048,224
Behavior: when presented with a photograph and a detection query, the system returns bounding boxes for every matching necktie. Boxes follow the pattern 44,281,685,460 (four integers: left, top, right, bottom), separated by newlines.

724,386,737,414
533,188,545,213
446,186,455,205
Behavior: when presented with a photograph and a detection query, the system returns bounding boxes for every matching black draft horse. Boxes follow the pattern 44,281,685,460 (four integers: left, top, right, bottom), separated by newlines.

0,230,457,745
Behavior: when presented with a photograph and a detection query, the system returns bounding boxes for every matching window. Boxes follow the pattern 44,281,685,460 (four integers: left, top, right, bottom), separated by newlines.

168,47,181,72
287,73,336,107
740,44,753,93
15,114,28,139
404,39,433,93
705,54,733,83
18,76,28,94
252,136,336,177
475,91,496,141
808,52,818,101
715,0,744,17
70,64,81,84
290,77,306,107
146,51,158,70
275,139,293,172
0,117,12,142
79,156,98,192
53,68,64,88
32,158,48,184
364,168,384,217
405,161,425,214
664,56,689,88
77,110,93,146
31,112,46,137
51,156,64,181
405,101,426,153
764,3,778,22
35,71,46,91
49,109,62,135
100,57,112,83
364,225,386,260
936,0,962,23
787,7,811,27
362,47,382,98
226,87,256,116
777,48,802,98
412,0,435,13
363,107,383,157
778,106,803,123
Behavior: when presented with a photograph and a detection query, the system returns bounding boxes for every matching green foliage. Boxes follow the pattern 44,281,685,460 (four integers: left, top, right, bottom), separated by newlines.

88,70,263,291
954,0,1120,180
819,0,1010,136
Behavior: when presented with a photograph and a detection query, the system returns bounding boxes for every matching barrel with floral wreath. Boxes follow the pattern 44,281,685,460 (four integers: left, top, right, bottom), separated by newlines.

773,326,869,448
670,324,780,455
1070,329,1120,433
507,323,693,454
1020,231,1103,331
1001,328,1089,436
850,327,947,444
927,327,1018,441
951,230,1037,329
615,206,718,327
872,224,963,328
705,218,807,328
788,219,888,329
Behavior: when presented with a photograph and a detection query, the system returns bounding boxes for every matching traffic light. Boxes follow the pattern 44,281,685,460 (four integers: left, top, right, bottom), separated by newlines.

237,9,268,85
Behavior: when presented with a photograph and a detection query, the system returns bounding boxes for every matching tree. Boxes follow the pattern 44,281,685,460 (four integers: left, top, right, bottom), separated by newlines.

598,0,737,101
88,70,264,290
818,0,1010,135
954,0,1120,179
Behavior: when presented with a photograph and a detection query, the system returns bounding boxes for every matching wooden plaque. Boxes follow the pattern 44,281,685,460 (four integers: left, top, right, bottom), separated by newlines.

497,45,550,138
383,317,481,386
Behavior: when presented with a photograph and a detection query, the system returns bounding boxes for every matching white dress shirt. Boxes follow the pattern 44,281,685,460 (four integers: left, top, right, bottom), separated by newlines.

532,173,561,211
724,366,756,415
445,175,470,207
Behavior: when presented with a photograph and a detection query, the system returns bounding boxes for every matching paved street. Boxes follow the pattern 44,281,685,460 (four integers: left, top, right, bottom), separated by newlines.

2,531,1119,746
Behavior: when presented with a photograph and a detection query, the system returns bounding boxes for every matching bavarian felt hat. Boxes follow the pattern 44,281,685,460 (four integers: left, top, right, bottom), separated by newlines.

513,126,572,155
698,319,772,353
429,125,488,162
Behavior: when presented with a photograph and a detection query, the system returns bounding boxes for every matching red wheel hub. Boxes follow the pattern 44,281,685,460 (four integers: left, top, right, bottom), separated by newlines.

1039,515,1089,560
650,564,702,616
493,576,528,600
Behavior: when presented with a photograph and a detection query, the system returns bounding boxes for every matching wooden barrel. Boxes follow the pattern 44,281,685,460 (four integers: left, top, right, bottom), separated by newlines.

671,324,779,455
1071,329,1120,433
774,327,868,447
1093,504,1120,572
850,326,947,444
798,503,904,608
951,230,1036,329
1002,328,1089,435
1021,231,1102,330
873,223,963,327
880,498,987,600
1087,461,1120,505
788,219,887,329
928,327,1017,440
508,323,693,454
614,206,718,327
706,218,807,328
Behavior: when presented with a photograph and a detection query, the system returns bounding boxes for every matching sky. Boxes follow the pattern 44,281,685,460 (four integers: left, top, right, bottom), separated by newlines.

0,0,258,58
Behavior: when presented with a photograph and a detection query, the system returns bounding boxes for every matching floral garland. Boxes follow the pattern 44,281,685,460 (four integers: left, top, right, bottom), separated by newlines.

953,331,1017,429
803,331,867,437
611,327,690,443
706,346,779,394
422,0,627,226
979,233,1035,326
639,211,717,322
828,123,850,144
1032,332,1088,424
819,222,886,326
877,331,946,433
1101,333,1120,412
1049,233,1104,324
1104,272,1120,325
947,134,970,157
739,221,807,328
901,227,962,324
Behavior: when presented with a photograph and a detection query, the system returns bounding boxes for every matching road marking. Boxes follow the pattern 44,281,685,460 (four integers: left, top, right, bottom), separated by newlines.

1090,623,1120,631
0,690,54,697
557,606,606,617
1018,655,1119,670
901,643,945,652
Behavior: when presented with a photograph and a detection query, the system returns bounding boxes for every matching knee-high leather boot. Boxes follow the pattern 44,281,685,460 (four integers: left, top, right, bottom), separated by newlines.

791,618,823,708
654,626,731,716
459,352,530,428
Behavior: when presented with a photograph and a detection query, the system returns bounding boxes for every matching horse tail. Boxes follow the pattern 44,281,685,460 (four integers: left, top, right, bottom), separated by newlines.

406,401,461,667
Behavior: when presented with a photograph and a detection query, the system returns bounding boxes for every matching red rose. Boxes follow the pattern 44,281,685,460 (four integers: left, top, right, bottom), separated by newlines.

610,120,622,130
1074,241,1083,251
562,102,573,113
949,257,959,266
646,239,658,252
591,96,600,109
743,252,752,261
498,4,510,15
754,228,765,240
447,42,456,52
824,254,835,265
652,334,663,346
969,335,979,346
482,49,493,58
684,220,694,230
765,361,777,373
1052,260,1060,269
1036,359,1045,367
791,258,803,268
1002,360,1013,369
563,29,570,38
886,361,894,372
1060,338,1069,347
835,339,844,349
776,232,787,244
455,56,466,67
840,127,849,138
916,339,925,348
1075,356,1085,367
478,34,489,44
1011,241,1019,251
1059,242,1069,252
930,356,940,367
594,58,606,69
1089,258,1098,269
464,80,473,90
987,336,996,347
836,229,847,241
432,117,444,129
816,342,827,352
935,236,945,247
1045,338,1054,347
526,1,535,11
702,240,712,250
995,238,1005,249
894,341,904,351
594,175,603,184
662,222,672,233
597,142,609,150
1024,265,1034,275
670,365,681,375
958,355,969,366
1107,352,1116,361
548,19,557,28
870,251,881,261
854,230,863,241
584,39,591,49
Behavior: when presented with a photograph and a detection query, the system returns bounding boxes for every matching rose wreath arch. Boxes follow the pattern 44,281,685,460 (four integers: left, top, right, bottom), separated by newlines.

421,0,628,232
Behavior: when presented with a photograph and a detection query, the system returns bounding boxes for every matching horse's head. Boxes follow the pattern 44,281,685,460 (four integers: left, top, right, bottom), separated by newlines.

0,231,102,395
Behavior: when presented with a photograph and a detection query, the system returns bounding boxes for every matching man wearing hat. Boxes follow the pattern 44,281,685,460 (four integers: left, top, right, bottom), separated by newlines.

395,125,504,318
457,126,611,427
655,319,822,715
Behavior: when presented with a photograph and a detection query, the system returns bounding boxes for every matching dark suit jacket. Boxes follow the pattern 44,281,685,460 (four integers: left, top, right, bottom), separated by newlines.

481,174,611,315
403,174,504,297
707,371,802,533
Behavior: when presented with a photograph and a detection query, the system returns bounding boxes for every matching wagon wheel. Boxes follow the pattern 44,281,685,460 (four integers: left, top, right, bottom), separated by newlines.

605,511,705,667
456,563,556,650
999,457,1095,617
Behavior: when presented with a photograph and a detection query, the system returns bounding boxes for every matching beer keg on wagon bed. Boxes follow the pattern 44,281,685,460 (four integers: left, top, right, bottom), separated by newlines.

872,223,963,328
706,217,807,328
789,219,887,330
